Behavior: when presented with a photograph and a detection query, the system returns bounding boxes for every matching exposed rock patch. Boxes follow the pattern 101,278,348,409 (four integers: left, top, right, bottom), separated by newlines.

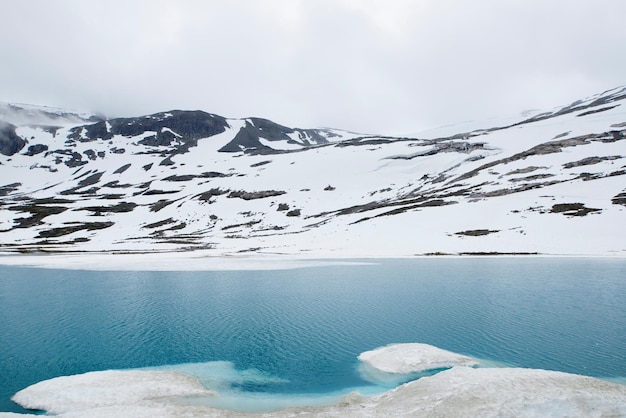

149,199,176,212
143,218,177,229
455,229,500,236
577,104,620,117
611,192,626,206
0,121,26,156
562,155,622,169
227,190,286,200
163,172,228,182
550,203,601,217
7,204,68,228
251,160,272,167
504,166,547,176
196,188,229,203
24,144,49,156
37,222,114,238
0,182,21,196
113,164,132,174
218,118,333,154
77,172,104,187
75,202,138,215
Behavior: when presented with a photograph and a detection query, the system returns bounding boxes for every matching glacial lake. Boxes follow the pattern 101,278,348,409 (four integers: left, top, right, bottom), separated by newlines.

1,257,625,413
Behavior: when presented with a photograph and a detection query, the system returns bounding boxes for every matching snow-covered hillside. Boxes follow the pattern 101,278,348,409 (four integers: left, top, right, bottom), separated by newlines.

1,87,625,256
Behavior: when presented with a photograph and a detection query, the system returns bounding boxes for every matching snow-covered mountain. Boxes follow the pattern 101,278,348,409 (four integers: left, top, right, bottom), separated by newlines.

0,102,102,128
1,87,625,256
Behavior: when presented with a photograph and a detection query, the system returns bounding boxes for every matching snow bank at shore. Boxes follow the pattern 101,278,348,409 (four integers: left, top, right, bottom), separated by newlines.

316,367,626,417
0,251,375,271
1,251,624,274
10,369,212,415
4,343,626,417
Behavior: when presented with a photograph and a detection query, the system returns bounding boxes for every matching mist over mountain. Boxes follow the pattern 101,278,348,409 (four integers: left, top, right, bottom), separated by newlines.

1,87,625,256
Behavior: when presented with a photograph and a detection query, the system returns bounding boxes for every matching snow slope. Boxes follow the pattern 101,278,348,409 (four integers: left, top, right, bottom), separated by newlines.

0,87,625,256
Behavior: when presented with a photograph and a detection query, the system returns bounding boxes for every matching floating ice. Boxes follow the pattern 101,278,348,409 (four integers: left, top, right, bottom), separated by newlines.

359,343,478,373
357,343,480,386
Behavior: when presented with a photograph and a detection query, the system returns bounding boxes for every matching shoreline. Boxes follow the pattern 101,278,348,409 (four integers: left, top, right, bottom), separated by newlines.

1,249,625,271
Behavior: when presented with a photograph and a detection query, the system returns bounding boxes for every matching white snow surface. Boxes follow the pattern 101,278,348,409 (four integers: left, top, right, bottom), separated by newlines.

5,344,626,417
10,370,213,415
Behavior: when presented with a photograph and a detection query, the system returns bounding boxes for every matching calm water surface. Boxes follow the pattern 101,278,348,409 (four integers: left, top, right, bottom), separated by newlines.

1,257,625,413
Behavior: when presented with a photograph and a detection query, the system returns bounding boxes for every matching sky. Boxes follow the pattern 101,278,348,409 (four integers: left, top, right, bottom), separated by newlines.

1,0,625,135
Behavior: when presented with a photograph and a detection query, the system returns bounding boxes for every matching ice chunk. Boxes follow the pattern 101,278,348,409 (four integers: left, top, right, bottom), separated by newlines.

358,343,479,374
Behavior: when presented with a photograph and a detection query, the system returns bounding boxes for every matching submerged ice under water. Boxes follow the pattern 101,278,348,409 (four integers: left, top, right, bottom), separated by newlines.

145,361,365,412
1,257,625,413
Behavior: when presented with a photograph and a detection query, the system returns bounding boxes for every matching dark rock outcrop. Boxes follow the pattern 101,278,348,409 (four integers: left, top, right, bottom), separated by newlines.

68,111,229,156
0,121,26,156
218,118,333,154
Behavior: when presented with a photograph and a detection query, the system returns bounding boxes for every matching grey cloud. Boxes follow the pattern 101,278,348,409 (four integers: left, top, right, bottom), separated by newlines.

1,0,624,134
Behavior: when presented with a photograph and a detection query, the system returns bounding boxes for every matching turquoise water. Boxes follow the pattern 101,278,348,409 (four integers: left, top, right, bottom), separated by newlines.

1,257,625,413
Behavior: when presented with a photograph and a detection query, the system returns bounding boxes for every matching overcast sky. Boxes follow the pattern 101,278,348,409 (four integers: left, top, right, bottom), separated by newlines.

2,0,625,134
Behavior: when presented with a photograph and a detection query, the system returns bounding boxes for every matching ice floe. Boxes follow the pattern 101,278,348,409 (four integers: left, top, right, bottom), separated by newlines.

358,343,479,374
356,343,481,386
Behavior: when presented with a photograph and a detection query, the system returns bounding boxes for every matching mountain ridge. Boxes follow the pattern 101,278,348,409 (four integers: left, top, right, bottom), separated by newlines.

1,87,625,256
